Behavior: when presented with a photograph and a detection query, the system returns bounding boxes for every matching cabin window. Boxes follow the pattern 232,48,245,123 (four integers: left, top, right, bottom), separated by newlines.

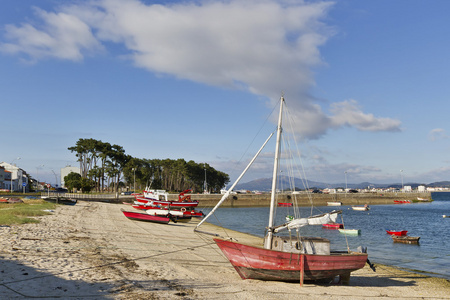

295,242,302,250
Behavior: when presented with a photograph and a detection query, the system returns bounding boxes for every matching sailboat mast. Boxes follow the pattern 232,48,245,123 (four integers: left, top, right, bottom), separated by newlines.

264,96,284,249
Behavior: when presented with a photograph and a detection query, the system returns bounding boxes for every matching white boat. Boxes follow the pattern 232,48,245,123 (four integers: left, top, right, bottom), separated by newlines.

327,201,342,206
195,96,370,284
352,204,370,211
339,229,361,235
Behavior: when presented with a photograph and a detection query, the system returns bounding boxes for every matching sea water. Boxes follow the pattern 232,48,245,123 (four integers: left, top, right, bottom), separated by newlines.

201,192,450,279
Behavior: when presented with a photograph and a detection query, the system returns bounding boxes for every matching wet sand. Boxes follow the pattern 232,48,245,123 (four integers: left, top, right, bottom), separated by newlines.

0,201,448,299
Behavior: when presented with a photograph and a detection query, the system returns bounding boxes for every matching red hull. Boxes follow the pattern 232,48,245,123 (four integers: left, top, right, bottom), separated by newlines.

278,202,293,207
131,204,204,217
213,238,367,282
386,230,408,236
394,200,411,204
121,209,171,224
322,222,343,229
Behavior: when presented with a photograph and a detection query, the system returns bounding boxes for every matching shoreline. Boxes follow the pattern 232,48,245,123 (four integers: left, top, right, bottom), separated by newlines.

0,201,449,299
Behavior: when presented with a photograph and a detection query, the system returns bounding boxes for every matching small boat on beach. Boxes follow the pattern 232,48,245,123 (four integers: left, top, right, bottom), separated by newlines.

338,229,361,235
42,196,77,205
394,200,411,204
352,204,370,211
412,197,432,203
391,235,420,244
386,230,408,236
327,201,342,206
134,191,199,208
121,209,173,224
322,222,343,229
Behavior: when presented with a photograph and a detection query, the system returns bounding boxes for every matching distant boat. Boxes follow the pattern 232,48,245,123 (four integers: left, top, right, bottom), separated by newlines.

391,235,420,244
443,215,449,218
327,201,342,206
338,229,361,235
386,230,408,236
352,204,370,211
412,197,433,203
394,200,411,204
322,222,343,229
278,202,293,207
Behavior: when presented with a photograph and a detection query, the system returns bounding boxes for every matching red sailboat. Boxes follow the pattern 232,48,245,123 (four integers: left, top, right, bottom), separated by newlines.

195,96,372,284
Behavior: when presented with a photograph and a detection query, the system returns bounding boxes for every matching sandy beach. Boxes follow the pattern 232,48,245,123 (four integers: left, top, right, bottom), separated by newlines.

0,201,449,299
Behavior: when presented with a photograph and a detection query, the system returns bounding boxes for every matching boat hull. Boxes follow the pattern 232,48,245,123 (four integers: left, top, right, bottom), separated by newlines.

322,222,343,229
121,209,171,224
391,235,420,244
386,230,408,236
213,238,367,282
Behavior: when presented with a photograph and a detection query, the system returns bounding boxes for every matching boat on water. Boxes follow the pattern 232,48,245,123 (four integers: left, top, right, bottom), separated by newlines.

386,230,408,236
327,201,342,206
338,229,361,235
278,202,293,207
322,222,343,229
121,209,174,224
351,204,370,211
391,235,420,244
195,96,371,284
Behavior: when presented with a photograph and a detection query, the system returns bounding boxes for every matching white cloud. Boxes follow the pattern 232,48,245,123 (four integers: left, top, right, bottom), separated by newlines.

329,100,402,132
1,0,401,138
1,8,103,62
428,128,448,141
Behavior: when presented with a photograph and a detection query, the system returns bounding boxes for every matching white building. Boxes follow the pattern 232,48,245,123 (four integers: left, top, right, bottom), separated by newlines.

0,162,27,192
60,165,81,187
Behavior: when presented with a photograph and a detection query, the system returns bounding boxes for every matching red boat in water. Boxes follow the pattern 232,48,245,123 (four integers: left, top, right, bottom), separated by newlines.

322,222,344,229
386,230,408,236
278,202,293,207
121,209,173,224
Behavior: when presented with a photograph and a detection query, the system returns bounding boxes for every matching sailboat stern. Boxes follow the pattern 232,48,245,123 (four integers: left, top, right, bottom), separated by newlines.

214,237,368,283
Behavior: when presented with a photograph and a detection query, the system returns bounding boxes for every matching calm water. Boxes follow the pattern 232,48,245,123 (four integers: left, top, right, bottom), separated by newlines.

201,192,450,279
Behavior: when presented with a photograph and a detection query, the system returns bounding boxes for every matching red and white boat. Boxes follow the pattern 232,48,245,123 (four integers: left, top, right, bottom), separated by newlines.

386,230,408,236
135,189,199,208
132,203,204,218
195,96,372,284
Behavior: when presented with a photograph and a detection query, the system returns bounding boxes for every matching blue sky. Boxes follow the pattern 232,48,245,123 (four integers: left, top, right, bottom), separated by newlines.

1,0,450,187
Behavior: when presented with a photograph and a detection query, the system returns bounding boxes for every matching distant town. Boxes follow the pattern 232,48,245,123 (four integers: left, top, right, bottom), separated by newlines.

0,162,79,193
2,160,450,195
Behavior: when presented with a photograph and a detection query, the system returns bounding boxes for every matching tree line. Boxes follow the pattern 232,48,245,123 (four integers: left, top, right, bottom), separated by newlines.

66,138,229,193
